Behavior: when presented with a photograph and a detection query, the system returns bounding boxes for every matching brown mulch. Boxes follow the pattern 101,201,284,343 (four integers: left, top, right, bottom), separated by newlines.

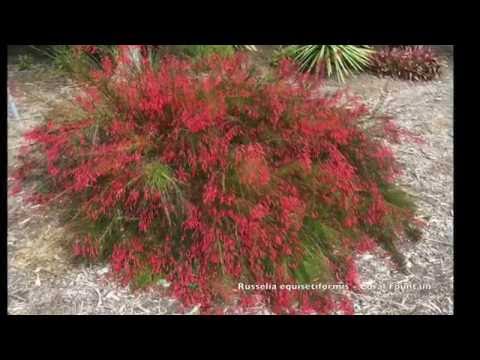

334,56,454,314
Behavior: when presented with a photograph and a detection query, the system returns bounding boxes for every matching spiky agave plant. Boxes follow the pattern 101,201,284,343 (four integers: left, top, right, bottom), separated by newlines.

233,45,258,52
293,45,375,82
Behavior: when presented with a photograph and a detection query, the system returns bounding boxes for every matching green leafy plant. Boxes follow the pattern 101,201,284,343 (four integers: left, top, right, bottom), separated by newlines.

47,46,76,71
17,54,34,70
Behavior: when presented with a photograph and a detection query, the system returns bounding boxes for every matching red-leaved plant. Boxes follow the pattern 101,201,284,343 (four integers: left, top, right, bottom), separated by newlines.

368,45,442,81
11,45,422,314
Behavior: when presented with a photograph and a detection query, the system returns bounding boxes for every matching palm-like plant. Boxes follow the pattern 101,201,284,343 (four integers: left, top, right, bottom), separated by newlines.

293,45,374,82
233,45,258,52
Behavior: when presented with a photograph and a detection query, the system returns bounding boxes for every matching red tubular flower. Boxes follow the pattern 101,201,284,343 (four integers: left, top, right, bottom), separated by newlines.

235,144,271,188
345,257,360,291
338,296,355,315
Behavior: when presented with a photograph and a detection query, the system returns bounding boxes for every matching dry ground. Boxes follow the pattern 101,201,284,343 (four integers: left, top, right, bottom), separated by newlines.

7,49,453,315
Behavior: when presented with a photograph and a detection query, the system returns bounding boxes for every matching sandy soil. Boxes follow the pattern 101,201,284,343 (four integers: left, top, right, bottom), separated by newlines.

7,49,453,315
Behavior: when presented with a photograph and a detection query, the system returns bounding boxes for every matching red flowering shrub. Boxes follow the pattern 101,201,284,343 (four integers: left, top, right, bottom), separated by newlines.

12,47,421,314
368,46,442,81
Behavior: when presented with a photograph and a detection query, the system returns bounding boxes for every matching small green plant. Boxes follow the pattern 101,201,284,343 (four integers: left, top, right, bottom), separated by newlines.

133,267,160,289
46,45,76,72
17,54,34,70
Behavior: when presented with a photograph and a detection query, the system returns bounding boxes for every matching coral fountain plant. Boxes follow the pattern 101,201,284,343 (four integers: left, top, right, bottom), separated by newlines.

11,45,422,314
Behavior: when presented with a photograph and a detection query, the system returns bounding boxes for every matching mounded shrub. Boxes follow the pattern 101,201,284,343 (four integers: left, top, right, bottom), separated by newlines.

368,46,442,81
12,46,422,314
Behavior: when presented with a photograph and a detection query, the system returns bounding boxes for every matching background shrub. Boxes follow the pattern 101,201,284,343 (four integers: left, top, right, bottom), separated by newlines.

12,47,421,314
368,46,442,81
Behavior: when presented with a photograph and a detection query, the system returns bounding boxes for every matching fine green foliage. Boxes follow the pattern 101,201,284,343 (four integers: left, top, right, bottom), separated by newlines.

144,163,175,192
45,45,78,72
296,218,339,283
17,54,34,70
382,185,416,210
180,45,235,58
132,267,161,290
